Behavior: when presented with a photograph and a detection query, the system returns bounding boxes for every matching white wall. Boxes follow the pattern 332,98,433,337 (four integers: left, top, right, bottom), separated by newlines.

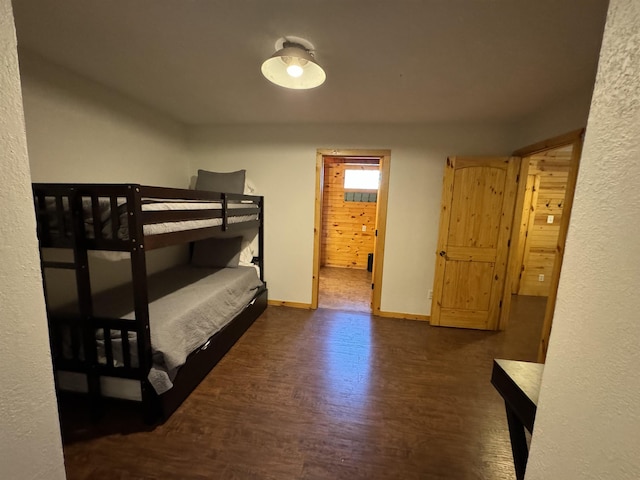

509,83,595,150
19,52,191,300
527,1,640,478
189,123,514,315
20,50,188,187
0,2,66,478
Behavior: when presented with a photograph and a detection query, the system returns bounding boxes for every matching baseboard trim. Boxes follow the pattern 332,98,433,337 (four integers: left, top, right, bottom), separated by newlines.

267,300,429,320
377,310,431,322
268,300,312,309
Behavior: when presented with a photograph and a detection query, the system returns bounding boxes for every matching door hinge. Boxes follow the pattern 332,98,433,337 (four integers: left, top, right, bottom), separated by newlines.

375,229,378,237
516,174,520,183
499,300,503,308
507,239,511,247
371,283,374,290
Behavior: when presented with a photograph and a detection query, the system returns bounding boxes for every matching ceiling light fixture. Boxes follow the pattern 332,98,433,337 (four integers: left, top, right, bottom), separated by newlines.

261,37,326,90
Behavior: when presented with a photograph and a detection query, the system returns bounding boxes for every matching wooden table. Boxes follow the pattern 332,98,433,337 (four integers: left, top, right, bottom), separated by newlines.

491,359,544,480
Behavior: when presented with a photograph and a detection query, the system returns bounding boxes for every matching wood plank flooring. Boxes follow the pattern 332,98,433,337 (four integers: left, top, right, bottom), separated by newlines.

318,266,371,312
58,295,545,480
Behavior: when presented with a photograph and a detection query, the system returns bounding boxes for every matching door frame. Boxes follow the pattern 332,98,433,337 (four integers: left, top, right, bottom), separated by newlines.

498,128,584,362
311,148,391,314
509,174,537,295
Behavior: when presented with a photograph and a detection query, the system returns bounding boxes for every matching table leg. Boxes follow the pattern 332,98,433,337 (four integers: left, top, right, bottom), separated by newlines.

504,400,529,480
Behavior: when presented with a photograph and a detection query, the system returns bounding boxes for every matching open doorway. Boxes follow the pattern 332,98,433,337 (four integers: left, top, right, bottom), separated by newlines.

500,129,584,362
503,145,575,347
312,149,391,314
429,130,582,357
510,145,574,297
318,157,379,312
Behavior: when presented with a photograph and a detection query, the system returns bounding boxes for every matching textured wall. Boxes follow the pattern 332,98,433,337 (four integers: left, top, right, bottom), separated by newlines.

527,1,640,478
0,1,66,478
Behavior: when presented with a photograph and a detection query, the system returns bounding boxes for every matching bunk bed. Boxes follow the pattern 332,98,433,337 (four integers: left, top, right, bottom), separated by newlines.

32,182,267,422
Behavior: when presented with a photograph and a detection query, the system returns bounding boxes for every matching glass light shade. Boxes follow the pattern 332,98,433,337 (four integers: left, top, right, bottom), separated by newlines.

261,45,326,89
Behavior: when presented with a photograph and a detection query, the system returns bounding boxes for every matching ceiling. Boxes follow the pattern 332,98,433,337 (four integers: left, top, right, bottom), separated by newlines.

11,0,609,126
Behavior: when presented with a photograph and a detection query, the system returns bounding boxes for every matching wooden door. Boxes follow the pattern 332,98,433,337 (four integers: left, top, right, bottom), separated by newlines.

431,156,520,330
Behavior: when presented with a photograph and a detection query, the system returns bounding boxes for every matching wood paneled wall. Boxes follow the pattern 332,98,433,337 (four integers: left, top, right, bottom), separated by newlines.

517,147,572,296
321,158,378,269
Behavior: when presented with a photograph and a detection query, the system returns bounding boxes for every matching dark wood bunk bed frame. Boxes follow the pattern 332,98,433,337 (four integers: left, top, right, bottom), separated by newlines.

32,183,267,422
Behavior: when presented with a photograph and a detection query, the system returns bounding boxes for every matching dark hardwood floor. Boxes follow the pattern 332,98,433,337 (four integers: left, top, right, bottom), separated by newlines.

58,296,545,480
318,266,371,312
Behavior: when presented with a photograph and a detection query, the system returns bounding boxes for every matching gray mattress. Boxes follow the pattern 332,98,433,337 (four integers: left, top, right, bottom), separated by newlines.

88,265,263,394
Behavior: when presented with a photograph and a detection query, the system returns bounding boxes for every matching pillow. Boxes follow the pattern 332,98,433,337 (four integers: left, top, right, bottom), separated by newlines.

244,178,256,195
196,169,245,194
191,236,243,268
239,238,255,266
239,245,254,266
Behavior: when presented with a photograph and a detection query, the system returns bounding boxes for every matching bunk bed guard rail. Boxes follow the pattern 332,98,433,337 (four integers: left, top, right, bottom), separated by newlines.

33,183,263,251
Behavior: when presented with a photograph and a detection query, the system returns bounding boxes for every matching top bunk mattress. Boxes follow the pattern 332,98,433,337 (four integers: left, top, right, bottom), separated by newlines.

42,196,259,241
33,183,264,251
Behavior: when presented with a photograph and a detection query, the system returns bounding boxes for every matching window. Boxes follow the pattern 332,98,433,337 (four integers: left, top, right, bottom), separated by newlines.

344,169,380,190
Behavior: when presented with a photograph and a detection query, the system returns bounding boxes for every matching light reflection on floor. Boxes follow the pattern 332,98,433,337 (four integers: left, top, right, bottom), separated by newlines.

322,314,373,421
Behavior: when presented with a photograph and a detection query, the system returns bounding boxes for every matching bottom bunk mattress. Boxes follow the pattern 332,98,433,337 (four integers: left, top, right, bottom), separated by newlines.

83,265,263,394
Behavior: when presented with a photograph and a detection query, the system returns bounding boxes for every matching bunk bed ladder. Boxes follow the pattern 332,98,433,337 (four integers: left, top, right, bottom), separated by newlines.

126,185,155,421
71,190,103,415
37,187,103,416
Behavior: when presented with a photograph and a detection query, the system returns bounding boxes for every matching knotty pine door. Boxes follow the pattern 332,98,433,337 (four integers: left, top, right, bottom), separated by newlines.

430,156,520,330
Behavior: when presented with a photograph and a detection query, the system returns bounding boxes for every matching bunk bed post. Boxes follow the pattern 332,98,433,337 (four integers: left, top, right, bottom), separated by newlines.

33,190,61,394
259,196,264,282
222,193,229,230
69,187,102,416
126,185,156,421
